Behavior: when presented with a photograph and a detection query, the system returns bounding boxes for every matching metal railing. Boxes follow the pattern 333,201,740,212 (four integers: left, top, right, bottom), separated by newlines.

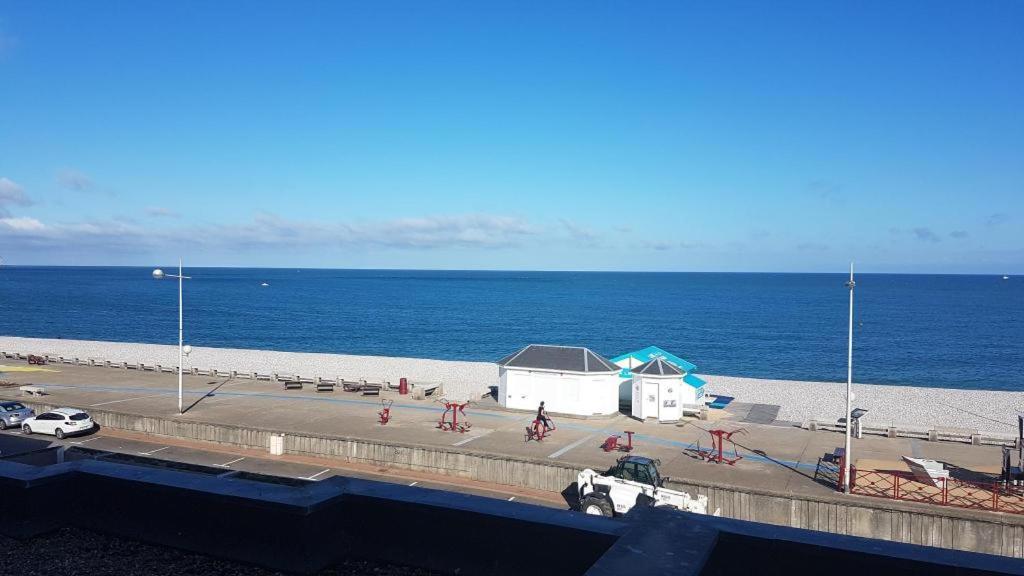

849,467,1024,515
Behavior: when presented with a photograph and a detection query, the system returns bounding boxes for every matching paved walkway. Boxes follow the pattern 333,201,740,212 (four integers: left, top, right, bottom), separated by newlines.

0,363,1008,500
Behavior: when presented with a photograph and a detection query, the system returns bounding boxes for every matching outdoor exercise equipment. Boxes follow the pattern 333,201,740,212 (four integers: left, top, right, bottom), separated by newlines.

525,418,555,442
696,428,746,465
437,399,472,433
378,399,393,425
601,430,635,453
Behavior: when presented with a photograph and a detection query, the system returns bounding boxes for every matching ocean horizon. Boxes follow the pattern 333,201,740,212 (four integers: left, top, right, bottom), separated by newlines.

1,266,1021,391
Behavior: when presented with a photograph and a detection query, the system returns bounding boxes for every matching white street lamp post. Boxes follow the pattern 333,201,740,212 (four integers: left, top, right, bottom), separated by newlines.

843,262,856,493
152,258,191,414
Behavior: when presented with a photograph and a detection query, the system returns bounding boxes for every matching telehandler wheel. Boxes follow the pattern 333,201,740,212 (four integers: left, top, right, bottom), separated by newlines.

581,495,614,517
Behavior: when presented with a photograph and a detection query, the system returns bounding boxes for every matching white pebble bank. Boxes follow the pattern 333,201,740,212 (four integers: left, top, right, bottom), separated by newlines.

2,336,1022,435
708,374,1024,435
0,336,495,402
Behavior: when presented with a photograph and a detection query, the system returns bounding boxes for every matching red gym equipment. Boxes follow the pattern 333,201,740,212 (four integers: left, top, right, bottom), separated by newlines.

437,399,472,433
525,419,554,442
602,430,635,453
696,428,746,465
378,399,393,425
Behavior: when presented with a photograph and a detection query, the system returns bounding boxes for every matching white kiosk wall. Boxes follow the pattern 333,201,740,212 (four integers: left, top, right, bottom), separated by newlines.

631,374,684,422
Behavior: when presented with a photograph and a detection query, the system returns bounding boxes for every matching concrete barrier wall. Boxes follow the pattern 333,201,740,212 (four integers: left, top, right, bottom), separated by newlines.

27,403,580,493
28,402,1024,559
668,478,1024,559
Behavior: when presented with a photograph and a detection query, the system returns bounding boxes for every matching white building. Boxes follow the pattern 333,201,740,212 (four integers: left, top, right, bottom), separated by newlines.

611,346,700,404
630,357,707,422
497,344,622,416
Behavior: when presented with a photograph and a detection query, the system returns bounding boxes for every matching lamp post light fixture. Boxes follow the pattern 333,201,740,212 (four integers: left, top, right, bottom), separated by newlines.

843,262,856,494
152,258,191,414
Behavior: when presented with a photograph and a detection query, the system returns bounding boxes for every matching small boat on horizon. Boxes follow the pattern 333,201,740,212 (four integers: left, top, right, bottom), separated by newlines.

1003,276,1010,280
261,282,270,287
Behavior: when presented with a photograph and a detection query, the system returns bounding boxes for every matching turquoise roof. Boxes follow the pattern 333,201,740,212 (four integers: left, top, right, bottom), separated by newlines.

611,346,698,378
683,373,706,389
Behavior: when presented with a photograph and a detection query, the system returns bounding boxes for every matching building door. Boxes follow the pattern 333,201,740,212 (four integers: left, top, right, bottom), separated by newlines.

643,382,658,419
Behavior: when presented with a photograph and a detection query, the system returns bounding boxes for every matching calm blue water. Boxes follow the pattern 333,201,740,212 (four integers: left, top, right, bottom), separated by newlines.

0,267,1021,391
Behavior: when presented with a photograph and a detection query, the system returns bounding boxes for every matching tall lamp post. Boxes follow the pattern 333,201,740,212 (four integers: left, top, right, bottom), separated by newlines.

843,262,856,493
152,258,191,414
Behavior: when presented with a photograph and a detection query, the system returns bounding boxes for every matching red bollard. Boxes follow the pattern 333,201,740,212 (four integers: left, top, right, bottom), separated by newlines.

399,377,409,395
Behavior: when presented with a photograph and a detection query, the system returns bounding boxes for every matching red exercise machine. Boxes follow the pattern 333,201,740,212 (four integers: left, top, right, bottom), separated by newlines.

525,418,555,442
378,399,393,425
437,399,472,433
696,428,746,465
602,430,635,453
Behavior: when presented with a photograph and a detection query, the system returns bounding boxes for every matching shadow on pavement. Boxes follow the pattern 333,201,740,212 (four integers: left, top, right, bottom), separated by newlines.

181,378,233,414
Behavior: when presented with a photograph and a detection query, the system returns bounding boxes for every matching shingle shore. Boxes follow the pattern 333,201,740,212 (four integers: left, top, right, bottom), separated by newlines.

2,336,1021,435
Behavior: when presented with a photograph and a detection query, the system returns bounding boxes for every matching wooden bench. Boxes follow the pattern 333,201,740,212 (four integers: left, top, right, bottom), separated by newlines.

20,385,46,396
282,380,303,390
315,380,335,393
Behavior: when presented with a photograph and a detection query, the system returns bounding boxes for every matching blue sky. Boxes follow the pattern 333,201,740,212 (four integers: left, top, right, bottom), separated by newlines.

0,1,1021,272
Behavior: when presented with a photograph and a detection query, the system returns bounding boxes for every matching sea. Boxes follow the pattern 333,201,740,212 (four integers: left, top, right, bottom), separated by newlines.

0,267,1021,391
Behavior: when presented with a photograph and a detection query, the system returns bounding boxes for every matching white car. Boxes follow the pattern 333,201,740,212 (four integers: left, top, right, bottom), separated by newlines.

21,407,95,439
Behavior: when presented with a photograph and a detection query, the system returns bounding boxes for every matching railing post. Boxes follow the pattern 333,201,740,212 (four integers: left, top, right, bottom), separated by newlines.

942,477,948,505
893,474,900,500
993,482,999,512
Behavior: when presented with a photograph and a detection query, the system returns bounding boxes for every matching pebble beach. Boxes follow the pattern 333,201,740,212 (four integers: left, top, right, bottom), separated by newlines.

2,336,1022,436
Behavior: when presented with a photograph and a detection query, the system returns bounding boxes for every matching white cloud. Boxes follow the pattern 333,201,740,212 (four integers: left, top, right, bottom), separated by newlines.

808,179,844,205
986,213,1010,227
796,242,829,251
146,207,180,218
0,177,32,216
911,227,941,243
558,219,602,248
0,216,46,231
57,168,94,192
0,212,537,254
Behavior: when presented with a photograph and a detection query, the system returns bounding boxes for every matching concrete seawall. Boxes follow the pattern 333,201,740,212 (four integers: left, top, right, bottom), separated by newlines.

27,401,580,494
21,400,1024,559
673,479,1024,559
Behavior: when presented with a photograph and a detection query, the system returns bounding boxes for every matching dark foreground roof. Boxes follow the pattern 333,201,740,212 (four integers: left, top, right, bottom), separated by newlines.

633,357,684,376
497,344,620,373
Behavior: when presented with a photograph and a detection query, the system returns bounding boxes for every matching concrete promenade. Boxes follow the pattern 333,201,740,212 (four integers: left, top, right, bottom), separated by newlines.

0,362,1011,500
4,336,1024,434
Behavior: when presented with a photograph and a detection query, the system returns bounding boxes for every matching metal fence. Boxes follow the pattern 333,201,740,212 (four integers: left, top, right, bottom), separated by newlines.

850,468,1024,515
